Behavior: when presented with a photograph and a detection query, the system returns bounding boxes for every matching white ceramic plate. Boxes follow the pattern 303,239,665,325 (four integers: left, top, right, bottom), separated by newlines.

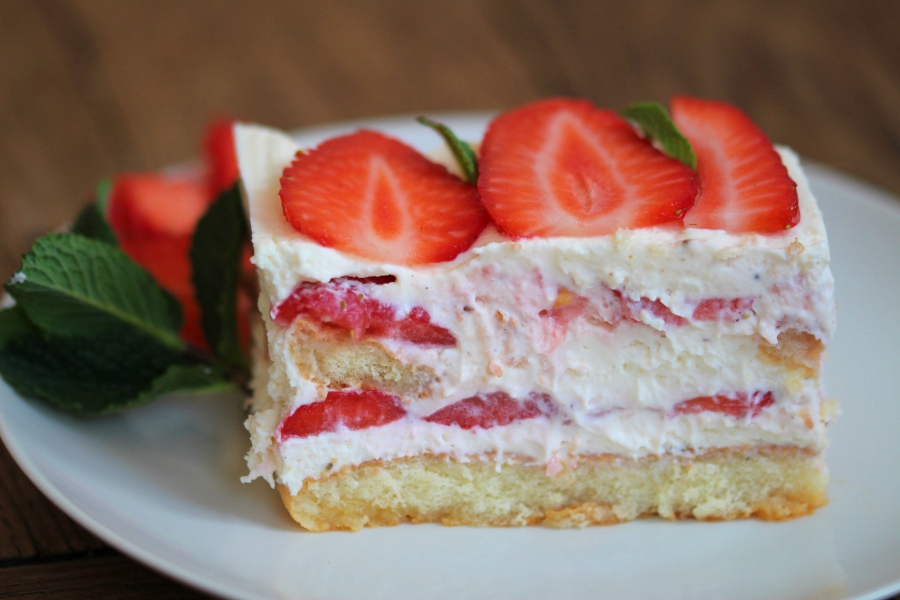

2,115,900,600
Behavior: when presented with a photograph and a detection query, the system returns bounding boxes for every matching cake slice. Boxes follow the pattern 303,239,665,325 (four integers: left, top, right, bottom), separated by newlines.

237,97,837,531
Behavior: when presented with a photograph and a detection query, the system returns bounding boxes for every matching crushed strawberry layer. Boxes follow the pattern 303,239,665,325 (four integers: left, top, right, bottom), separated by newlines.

279,389,407,440
671,391,774,418
541,286,756,332
270,278,456,347
424,391,556,430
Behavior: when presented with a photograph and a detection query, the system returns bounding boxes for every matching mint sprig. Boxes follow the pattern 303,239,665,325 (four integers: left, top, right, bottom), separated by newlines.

191,183,249,371
622,102,697,170
416,116,479,184
0,181,250,415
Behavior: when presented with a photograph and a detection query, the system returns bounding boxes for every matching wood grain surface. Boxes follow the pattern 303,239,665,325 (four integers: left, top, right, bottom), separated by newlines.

1,1,899,597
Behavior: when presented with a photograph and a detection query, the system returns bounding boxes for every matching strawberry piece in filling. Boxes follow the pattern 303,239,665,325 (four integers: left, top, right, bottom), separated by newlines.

279,389,407,440
614,291,686,327
692,297,754,321
271,279,456,347
672,391,774,418
424,391,556,430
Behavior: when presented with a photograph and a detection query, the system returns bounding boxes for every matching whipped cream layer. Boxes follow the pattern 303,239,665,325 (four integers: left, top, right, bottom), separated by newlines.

235,122,837,489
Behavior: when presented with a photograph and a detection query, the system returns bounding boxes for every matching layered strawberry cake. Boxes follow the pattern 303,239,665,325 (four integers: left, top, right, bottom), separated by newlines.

236,97,837,531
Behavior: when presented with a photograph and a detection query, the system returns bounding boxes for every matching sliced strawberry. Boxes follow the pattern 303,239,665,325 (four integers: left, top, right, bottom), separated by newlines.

478,98,698,238
424,391,556,430
692,297,754,322
280,130,488,265
672,391,774,418
670,96,799,233
204,118,240,197
271,279,456,347
279,389,407,440
108,172,211,238
107,172,212,349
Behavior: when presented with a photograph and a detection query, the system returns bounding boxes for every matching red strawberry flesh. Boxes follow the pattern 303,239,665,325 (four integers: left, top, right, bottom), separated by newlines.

424,391,556,430
279,130,488,265
671,96,799,233
107,172,214,349
478,98,698,238
204,118,240,197
692,297,754,321
279,389,407,440
271,279,456,347
672,391,774,418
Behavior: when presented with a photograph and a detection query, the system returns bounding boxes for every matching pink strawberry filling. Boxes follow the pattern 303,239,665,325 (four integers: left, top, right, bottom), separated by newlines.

271,277,456,347
279,389,776,441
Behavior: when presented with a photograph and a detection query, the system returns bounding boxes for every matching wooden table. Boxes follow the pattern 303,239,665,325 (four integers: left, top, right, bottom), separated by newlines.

1,1,898,597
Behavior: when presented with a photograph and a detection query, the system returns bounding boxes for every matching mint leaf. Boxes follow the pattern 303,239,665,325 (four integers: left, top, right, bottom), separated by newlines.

133,363,236,404
0,305,189,414
417,116,479,184
71,179,117,245
6,234,184,351
190,184,248,369
95,178,112,215
0,305,38,348
622,102,696,170
71,203,117,245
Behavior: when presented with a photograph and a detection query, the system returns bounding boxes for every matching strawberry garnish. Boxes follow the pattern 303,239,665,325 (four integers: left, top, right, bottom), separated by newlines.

108,173,211,238
670,96,799,233
271,278,456,347
478,98,697,238
204,118,240,197
424,391,556,430
279,389,407,440
280,130,488,265
672,391,774,418
107,172,211,349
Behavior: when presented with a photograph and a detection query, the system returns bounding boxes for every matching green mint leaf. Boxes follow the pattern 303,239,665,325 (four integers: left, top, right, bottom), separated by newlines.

190,184,248,369
94,178,112,215
71,179,117,245
0,304,38,349
416,116,479,184
71,203,117,245
5,233,184,351
0,305,190,414
622,102,697,170
132,363,236,404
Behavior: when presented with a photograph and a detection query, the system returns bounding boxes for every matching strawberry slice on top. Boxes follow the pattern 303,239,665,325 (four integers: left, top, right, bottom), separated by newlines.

279,130,488,265
670,96,799,233
478,98,697,238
